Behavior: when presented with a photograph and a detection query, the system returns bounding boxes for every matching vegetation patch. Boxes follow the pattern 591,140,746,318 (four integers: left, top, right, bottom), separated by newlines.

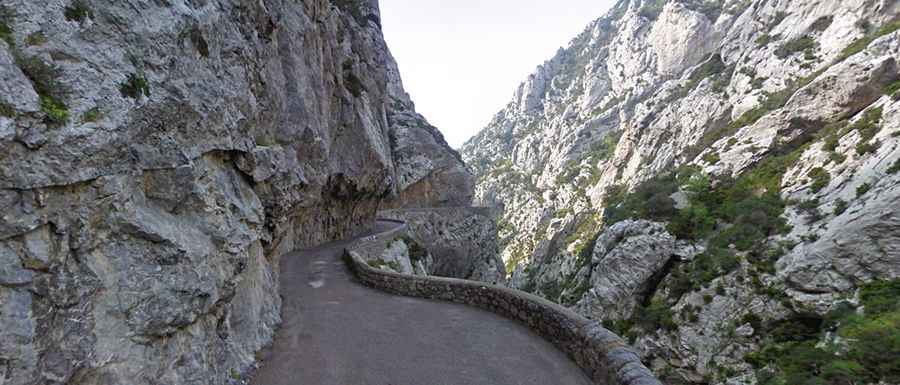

833,199,848,215
607,150,797,300
844,107,884,156
856,182,872,198
838,21,900,62
888,159,900,175
755,34,773,47
886,80,900,101
39,96,69,125
775,36,817,59
807,167,830,193
0,5,14,47
396,235,428,267
25,31,46,46
666,54,731,102
747,279,900,385
18,56,70,126
120,73,151,99
702,152,721,165
0,102,14,118
556,130,621,187
81,106,102,123
64,0,92,22
367,258,403,272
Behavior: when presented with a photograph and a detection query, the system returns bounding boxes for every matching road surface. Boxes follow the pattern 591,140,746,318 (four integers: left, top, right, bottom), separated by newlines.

251,221,592,385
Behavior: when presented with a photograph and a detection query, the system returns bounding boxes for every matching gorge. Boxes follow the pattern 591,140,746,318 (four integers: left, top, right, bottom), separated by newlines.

2,0,899,385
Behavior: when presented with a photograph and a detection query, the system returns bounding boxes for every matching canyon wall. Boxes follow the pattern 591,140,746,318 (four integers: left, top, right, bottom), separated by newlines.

0,0,467,384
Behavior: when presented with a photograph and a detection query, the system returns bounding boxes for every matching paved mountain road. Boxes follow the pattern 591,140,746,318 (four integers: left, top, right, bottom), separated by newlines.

251,221,593,385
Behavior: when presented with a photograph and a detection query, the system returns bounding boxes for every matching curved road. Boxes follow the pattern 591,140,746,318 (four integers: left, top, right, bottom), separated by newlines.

252,221,592,385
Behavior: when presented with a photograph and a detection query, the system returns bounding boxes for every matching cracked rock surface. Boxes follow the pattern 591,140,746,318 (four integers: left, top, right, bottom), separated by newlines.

0,0,467,384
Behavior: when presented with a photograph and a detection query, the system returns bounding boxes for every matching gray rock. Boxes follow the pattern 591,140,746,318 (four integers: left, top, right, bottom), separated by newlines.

0,0,462,384
379,208,506,284
575,220,677,322
461,0,900,383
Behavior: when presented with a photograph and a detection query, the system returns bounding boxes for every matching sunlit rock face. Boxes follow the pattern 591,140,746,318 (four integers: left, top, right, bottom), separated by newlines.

0,0,464,384
462,0,900,382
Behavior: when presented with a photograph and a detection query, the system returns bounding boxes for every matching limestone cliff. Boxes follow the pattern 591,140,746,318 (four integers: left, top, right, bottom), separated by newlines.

462,0,900,383
0,0,467,384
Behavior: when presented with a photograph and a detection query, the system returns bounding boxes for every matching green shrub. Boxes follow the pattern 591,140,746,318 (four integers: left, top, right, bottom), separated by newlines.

853,107,883,142
725,87,793,133
808,167,830,192
833,199,848,215
603,174,678,224
0,6,14,47
856,182,872,198
0,102,13,117
119,73,150,99
856,140,880,155
668,247,739,299
64,0,92,22
885,80,900,100
668,203,716,240
18,56,69,125
829,152,846,164
634,298,677,331
703,152,721,164
81,106,101,123
24,31,46,46
842,313,900,383
776,36,817,58
39,95,68,125
888,158,900,174
17,56,68,101
838,21,900,62
744,281,900,385
756,34,772,47
860,279,900,316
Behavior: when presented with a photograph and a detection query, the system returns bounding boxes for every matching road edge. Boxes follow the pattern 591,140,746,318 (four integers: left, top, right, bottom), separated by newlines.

345,219,663,385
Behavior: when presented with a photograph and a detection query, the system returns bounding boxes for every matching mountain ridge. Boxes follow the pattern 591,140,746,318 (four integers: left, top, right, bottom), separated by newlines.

461,0,900,383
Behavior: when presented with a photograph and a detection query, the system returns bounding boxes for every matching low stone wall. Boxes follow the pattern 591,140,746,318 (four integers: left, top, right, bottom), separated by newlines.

378,207,505,284
345,221,662,385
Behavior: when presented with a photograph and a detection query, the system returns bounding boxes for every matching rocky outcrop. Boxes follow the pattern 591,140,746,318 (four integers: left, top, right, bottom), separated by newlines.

0,1,462,384
575,221,689,322
379,207,506,284
362,233,434,276
382,103,475,208
462,0,900,383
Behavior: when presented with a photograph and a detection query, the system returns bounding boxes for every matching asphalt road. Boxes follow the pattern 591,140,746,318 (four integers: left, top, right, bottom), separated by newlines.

251,221,593,385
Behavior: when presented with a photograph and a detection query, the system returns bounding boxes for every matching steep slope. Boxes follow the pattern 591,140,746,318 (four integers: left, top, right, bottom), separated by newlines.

0,0,468,384
462,0,900,383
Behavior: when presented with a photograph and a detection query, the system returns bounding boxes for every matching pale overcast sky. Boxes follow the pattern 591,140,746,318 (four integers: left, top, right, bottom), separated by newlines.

380,0,616,148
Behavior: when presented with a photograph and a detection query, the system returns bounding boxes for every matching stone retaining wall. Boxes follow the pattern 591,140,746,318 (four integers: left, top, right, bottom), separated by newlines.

345,220,662,385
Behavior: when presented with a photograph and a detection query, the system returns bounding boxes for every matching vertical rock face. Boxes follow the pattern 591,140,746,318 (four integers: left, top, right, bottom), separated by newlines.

462,0,900,383
379,208,506,284
0,0,463,384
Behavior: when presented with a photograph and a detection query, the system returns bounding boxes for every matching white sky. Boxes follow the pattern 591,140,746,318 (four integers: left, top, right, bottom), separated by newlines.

380,0,616,148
